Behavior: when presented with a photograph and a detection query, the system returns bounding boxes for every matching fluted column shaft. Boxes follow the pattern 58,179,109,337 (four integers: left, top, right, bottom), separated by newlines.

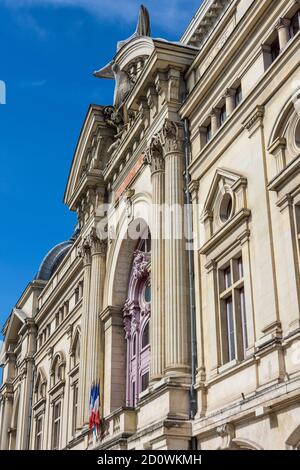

161,120,190,378
146,136,165,381
0,395,13,449
77,241,92,427
86,233,106,390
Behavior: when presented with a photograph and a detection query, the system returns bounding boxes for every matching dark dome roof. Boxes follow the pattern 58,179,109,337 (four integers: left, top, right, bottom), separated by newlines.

35,241,73,281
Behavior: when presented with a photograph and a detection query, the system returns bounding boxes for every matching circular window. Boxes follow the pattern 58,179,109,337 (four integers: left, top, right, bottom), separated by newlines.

219,193,233,223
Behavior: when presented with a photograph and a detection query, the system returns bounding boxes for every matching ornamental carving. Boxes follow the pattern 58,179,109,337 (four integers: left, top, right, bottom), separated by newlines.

88,227,107,257
132,251,150,280
78,237,92,266
145,135,164,173
160,119,184,155
123,300,140,338
217,423,236,450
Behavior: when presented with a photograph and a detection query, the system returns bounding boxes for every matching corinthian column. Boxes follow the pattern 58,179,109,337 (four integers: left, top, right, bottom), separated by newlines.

77,238,92,427
145,135,165,381
160,120,190,379
86,228,107,393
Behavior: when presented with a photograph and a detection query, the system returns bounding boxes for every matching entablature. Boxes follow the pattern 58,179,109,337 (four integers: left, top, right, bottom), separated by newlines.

101,40,196,197
181,0,234,48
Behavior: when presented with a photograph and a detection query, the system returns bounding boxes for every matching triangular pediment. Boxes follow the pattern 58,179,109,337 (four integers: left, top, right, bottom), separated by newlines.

2,308,28,349
203,168,243,216
64,105,115,211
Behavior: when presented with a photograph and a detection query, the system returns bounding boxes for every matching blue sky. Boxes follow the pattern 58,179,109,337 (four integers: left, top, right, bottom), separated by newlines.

0,0,200,339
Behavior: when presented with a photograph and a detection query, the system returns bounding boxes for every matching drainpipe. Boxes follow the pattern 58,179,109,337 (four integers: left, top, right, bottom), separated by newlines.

183,117,198,420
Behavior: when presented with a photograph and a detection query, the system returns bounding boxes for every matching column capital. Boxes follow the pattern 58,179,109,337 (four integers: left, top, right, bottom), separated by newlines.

224,87,236,98
145,134,165,174
275,17,291,30
159,119,184,155
88,227,107,257
210,107,221,118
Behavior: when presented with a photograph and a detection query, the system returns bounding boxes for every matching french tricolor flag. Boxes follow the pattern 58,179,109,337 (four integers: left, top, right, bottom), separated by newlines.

89,383,101,441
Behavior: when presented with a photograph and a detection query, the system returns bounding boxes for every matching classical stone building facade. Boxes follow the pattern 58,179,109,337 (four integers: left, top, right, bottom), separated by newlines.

1,0,300,451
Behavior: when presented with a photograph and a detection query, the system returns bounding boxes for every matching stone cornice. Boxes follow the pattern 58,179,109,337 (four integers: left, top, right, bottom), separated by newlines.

180,0,275,119
126,40,197,111
99,306,123,327
181,0,233,47
187,36,300,176
242,105,265,135
200,208,251,256
268,155,300,193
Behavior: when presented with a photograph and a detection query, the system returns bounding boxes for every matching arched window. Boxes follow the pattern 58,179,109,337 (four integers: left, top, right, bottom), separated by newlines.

123,232,151,407
50,352,66,388
70,327,81,369
35,369,47,403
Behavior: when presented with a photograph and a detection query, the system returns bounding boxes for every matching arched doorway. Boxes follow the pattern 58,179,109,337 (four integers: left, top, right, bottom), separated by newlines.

123,230,151,407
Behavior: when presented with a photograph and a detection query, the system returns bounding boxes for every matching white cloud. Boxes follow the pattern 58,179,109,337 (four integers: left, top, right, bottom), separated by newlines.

0,0,200,34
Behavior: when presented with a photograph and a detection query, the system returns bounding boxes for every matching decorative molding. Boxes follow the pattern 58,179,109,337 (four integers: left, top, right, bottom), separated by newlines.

200,209,251,256
146,86,158,115
88,227,107,257
275,18,291,30
132,251,151,281
145,135,165,174
268,155,300,193
124,188,135,221
168,68,181,103
242,105,265,136
217,422,236,450
78,237,92,266
160,119,184,155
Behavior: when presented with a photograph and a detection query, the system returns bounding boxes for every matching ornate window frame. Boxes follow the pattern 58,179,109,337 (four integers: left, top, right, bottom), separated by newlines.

123,241,151,407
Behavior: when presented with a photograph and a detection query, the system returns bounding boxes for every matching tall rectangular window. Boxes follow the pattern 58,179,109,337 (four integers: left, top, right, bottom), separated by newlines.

52,401,61,450
219,256,248,364
220,104,227,125
206,122,212,143
35,416,43,450
72,385,79,437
